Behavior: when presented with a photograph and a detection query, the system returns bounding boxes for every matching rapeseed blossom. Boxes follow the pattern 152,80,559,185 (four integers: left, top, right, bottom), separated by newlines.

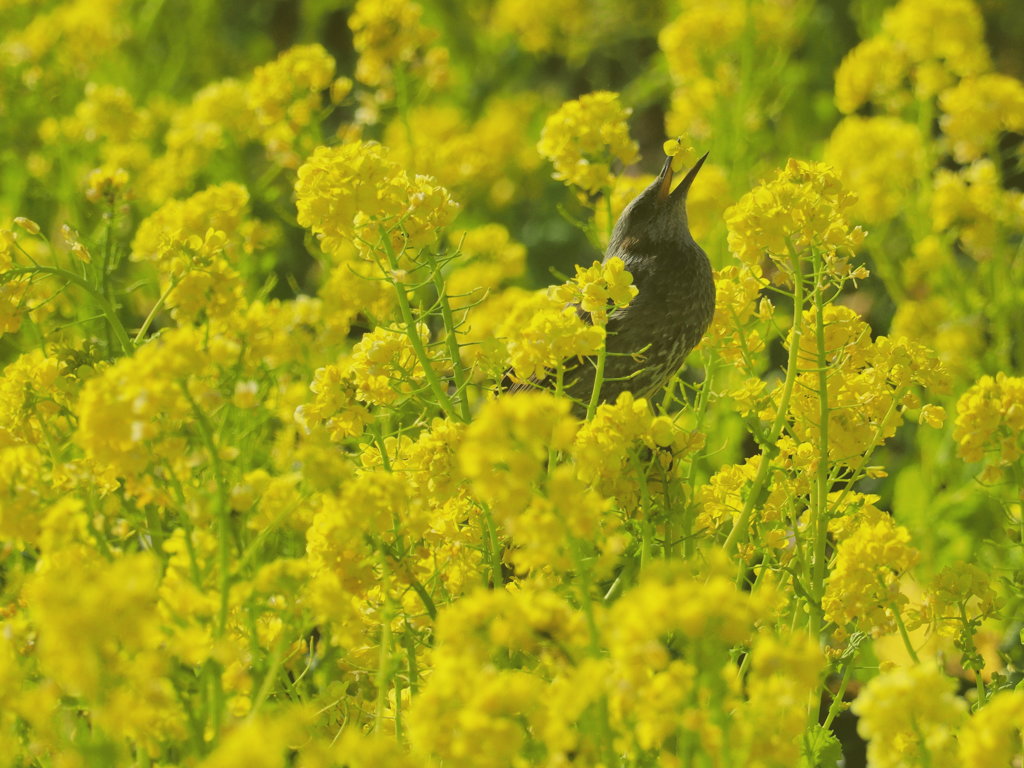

2,0,1023,764
537,91,639,195
852,664,967,768
725,159,866,282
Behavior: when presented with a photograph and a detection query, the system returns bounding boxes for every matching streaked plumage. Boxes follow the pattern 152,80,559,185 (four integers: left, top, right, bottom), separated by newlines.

510,153,716,412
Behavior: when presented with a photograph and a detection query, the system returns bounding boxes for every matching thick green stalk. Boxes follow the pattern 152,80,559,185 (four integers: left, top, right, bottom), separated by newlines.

134,276,180,346
425,251,471,421
683,360,718,558
586,340,608,421
374,549,396,736
181,383,231,637
377,228,459,420
724,245,805,555
822,657,856,730
481,505,504,589
810,254,831,631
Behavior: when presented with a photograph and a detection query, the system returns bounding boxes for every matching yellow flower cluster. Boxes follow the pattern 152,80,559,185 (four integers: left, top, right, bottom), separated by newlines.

940,73,1024,163
573,391,700,487
958,690,1024,768
298,364,369,443
501,293,605,383
788,306,949,463
489,0,587,57
851,664,967,768
246,43,336,167
408,587,587,767
130,182,258,322
550,256,637,326
822,512,919,638
537,91,640,195
346,322,439,406
953,373,1024,476
604,558,790,758
459,392,576,519
659,0,807,142
348,0,448,95
931,160,1024,262
446,223,526,311
824,116,928,224
382,96,541,205
295,140,459,261
4,0,1024,763
142,78,254,202
835,0,989,113
725,159,865,282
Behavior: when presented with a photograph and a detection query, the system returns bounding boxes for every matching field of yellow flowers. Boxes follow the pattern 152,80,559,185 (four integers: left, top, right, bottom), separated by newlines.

2,0,1024,765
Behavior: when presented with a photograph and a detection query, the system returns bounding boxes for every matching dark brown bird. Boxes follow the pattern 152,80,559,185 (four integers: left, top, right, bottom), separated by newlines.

509,152,715,413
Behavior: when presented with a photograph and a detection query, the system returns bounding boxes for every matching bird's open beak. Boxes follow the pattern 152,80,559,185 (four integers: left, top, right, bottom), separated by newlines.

656,156,674,201
670,151,709,201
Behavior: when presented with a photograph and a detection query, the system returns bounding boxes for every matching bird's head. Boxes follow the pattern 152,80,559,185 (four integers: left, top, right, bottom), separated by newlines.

607,151,708,255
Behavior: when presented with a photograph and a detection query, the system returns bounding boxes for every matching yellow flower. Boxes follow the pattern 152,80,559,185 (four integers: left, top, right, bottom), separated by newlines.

835,36,908,115
459,392,577,518
824,116,927,223
852,664,967,768
958,690,1024,768
835,0,989,114
954,373,1024,469
344,323,440,406
571,391,653,484
246,43,336,167
550,257,638,326
660,0,806,141
489,0,588,57
735,633,826,768
75,325,217,502
501,293,605,383
383,96,541,204
537,91,639,195
822,513,919,637
299,363,372,441
408,588,586,767
130,184,254,321
446,223,527,311
939,73,1024,163
295,141,459,261
349,0,448,96
931,160,1024,261
725,159,865,282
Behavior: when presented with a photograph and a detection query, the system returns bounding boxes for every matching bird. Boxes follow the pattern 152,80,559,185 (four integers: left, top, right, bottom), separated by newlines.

508,151,716,414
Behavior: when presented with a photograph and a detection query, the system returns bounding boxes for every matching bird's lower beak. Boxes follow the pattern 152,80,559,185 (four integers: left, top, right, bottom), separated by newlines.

656,156,674,201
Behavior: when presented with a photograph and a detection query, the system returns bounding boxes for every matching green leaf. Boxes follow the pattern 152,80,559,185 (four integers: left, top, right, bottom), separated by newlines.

801,724,843,768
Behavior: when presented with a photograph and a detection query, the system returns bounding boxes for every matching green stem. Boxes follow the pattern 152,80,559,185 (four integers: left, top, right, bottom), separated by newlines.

566,535,616,766
377,228,459,420
811,253,831,636
5,265,131,354
586,339,608,421
248,632,288,715
426,250,471,421
374,548,395,736
181,382,232,637
822,654,856,730
892,605,920,664
724,244,805,555
134,276,180,346
481,505,504,588
683,359,718,557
